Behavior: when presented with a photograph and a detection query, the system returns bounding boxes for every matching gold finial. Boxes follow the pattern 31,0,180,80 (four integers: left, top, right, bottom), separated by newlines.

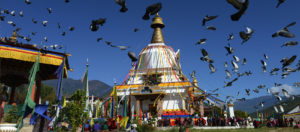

9,31,17,43
192,77,199,88
151,13,165,43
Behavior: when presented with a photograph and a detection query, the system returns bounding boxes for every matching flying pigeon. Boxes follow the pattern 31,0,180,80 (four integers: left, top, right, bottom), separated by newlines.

62,32,66,36
57,23,61,29
224,45,235,55
7,21,16,27
253,89,259,93
97,37,103,42
275,95,282,101
209,63,216,74
245,71,252,76
281,41,298,47
202,15,218,26
274,83,282,87
105,41,112,46
236,98,246,102
142,3,162,20
90,18,106,32
31,32,36,35
261,60,267,67
47,8,52,14
283,67,296,72
0,16,5,21
19,11,23,17
128,51,137,66
44,37,47,42
267,88,271,94
209,88,219,93
282,55,296,68
196,39,206,45
224,62,228,68
276,0,286,8
272,22,296,38
294,82,300,87
237,72,245,77
279,105,284,113
264,54,268,60
111,45,130,50
25,0,31,5
237,91,240,96
227,0,249,21
224,77,238,87
10,10,15,16
114,0,128,12
231,60,239,72
240,26,254,44
242,58,246,65
233,55,240,62
227,33,234,41
245,89,250,96
225,69,231,79
200,49,214,63
69,27,75,31
257,84,266,89
274,106,279,113
134,28,139,32
42,21,48,27
270,68,280,75
259,102,264,107
23,36,31,42
206,26,216,31
65,0,69,3
282,89,290,98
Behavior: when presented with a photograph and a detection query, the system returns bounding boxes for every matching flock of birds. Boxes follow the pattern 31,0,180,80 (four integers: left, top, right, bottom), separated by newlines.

0,0,299,113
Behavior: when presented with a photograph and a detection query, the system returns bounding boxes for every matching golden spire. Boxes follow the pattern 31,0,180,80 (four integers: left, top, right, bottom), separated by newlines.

9,31,17,43
151,13,165,43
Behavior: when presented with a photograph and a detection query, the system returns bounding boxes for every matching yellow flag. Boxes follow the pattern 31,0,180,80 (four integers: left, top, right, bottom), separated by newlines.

62,97,66,107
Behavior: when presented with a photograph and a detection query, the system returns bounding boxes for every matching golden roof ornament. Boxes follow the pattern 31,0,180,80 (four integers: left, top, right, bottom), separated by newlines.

9,31,17,43
151,13,165,43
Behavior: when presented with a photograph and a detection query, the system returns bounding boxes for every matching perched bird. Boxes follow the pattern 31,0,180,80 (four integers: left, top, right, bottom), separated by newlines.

274,106,279,113
227,0,249,21
233,55,240,62
240,26,254,44
47,8,52,14
282,55,296,68
272,22,296,38
224,44,235,55
206,26,216,31
142,3,162,20
25,0,31,5
276,0,286,8
242,58,247,65
257,84,266,89
253,89,259,93
69,27,75,31
196,39,206,45
281,41,298,47
231,60,239,72
42,21,48,27
202,15,218,26
7,21,16,27
225,69,231,79
134,28,139,32
114,0,128,12
227,33,234,41
224,62,228,68
19,11,23,17
32,19,37,24
200,49,214,63
96,37,103,42
224,77,238,87
245,89,250,96
128,51,137,66
209,63,216,74
264,54,268,60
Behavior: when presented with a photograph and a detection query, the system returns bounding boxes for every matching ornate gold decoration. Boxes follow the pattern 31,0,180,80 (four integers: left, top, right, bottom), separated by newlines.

9,31,17,43
151,13,165,43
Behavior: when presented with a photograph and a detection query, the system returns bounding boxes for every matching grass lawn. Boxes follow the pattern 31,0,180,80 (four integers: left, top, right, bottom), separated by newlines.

156,127,300,132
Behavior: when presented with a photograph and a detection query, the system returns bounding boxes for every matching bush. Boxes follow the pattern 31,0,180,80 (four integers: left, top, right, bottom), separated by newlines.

3,105,20,123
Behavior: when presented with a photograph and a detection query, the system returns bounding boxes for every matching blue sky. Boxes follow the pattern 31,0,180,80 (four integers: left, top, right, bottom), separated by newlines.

1,0,300,101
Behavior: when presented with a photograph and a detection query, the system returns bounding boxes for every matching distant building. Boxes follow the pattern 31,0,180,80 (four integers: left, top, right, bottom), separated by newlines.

283,104,300,121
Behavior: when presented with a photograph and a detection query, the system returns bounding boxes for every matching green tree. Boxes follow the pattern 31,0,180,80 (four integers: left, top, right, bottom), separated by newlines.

3,105,20,123
234,110,248,118
58,89,88,131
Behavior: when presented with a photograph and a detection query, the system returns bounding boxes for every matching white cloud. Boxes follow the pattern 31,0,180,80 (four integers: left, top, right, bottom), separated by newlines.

270,84,300,96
